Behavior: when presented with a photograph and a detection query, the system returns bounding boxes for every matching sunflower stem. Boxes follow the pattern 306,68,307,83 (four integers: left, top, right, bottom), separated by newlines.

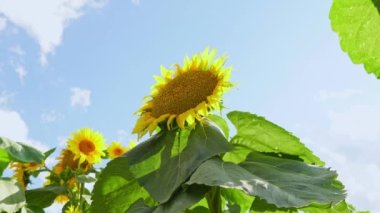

206,186,222,213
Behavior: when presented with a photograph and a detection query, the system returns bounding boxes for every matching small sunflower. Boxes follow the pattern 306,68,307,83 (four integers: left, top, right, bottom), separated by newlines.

55,194,69,204
53,149,91,175
65,205,81,213
11,161,44,190
133,48,233,137
67,128,106,164
107,141,128,159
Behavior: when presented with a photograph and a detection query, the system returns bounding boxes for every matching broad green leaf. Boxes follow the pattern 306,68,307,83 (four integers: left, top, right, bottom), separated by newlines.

91,131,171,213
187,153,345,209
153,185,210,213
43,148,56,160
221,188,254,213
25,186,66,209
76,174,96,183
0,149,9,175
0,178,26,213
138,124,232,203
187,206,209,213
330,0,380,78
0,137,44,163
250,198,353,213
126,199,154,213
227,111,323,165
208,114,230,138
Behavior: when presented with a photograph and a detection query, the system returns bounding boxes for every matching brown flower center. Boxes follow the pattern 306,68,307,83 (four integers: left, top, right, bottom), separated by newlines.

113,148,123,156
151,70,218,117
79,140,95,155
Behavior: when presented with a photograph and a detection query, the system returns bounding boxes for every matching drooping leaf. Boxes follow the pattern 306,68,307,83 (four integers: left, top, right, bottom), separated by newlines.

76,174,96,183
207,114,230,139
91,131,171,213
153,185,210,213
126,199,154,213
25,186,66,209
0,149,9,175
227,111,323,165
250,198,353,213
221,188,254,213
330,0,380,78
187,153,345,209
138,123,232,203
0,178,26,213
0,137,44,163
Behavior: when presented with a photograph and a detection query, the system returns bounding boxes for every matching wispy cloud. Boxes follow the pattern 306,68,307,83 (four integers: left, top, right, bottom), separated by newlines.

0,16,6,31
0,91,14,108
14,64,27,83
0,0,108,66
40,110,64,123
70,87,91,108
131,0,141,6
318,89,361,102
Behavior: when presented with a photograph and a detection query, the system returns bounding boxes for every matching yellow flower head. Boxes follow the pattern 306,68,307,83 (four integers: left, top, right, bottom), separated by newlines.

67,128,106,164
11,161,44,191
65,205,81,213
53,149,91,175
133,48,233,138
107,141,128,159
55,194,69,204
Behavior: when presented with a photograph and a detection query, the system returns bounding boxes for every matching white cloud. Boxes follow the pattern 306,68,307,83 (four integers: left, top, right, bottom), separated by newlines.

0,16,6,31
0,0,107,66
329,105,380,142
9,45,25,56
0,109,48,151
0,91,14,108
70,87,91,108
40,110,64,123
318,147,380,212
14,64,27,82
319,89,361,102
131,0,141,6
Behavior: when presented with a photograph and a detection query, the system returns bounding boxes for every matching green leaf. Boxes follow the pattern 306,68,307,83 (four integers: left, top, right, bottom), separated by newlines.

0,137,44,163
25,186,66,209
76,175,96,183
91,131,170,213
221,188,254,213
250,198,353,213
0,149,9,175
0,178,26,213
43,148,56,160
227,111,323,165
330,0,380,78
208,114,230,139
138,123,232,203
126,199,154,213
153,185,210,213
187,153,345,209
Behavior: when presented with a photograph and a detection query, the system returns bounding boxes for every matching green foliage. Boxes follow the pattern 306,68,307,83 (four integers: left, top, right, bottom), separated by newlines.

207,114,230,139
0,137,45,164
330,0,380,78
0,178,26,213
188,153,344,208
227,111,323,165
25,186,66,209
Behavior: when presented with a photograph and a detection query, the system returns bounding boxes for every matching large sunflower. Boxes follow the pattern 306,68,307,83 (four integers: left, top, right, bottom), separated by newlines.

133,48,232,137
67,128,105,164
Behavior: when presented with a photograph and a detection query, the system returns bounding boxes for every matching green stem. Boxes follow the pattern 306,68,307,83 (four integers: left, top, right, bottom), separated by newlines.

206,186,222,213
79,182,85,210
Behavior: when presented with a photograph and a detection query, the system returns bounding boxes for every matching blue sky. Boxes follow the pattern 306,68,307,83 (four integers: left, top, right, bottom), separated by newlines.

1,0,380,212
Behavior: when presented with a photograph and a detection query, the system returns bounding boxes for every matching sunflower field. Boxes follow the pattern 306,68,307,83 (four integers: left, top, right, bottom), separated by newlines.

1,0,380,212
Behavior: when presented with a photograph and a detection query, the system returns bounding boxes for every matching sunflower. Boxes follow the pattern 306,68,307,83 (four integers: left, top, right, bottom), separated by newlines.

67,128,106,164
133,48,233,137
65,205,81,213
55,194,69,204
10,161,44,190
107,141,128,159
53,149,91,175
